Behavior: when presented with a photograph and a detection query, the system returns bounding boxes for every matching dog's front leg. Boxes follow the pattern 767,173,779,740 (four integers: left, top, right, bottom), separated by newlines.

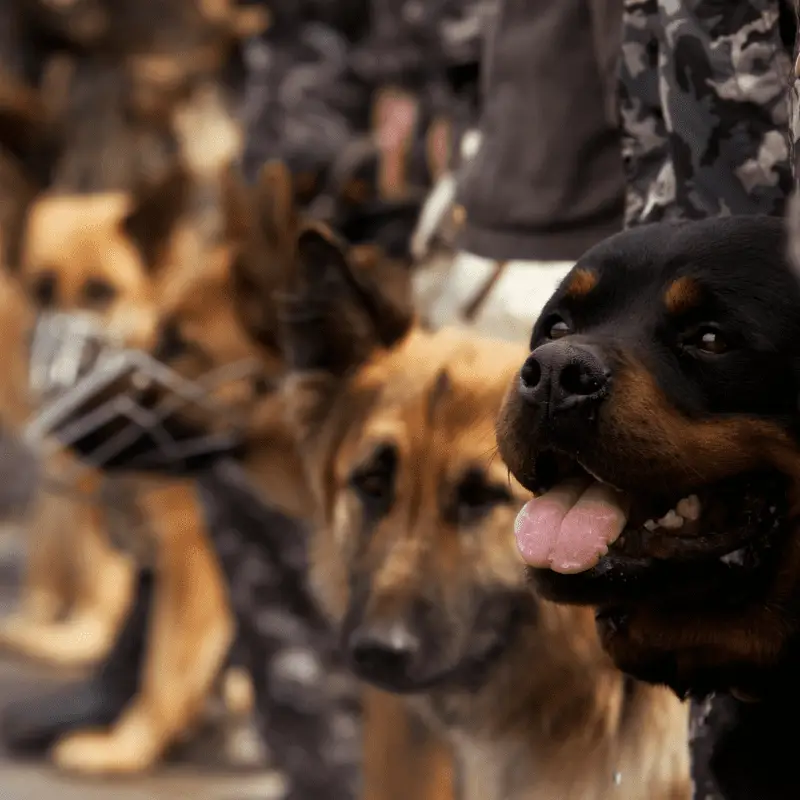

0,477,134,669
52,480,234,775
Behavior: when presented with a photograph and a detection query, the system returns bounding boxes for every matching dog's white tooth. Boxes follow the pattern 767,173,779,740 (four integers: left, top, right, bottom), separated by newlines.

656,509,684,530
676,494,701,521
720,549,746,566
643,519,657,531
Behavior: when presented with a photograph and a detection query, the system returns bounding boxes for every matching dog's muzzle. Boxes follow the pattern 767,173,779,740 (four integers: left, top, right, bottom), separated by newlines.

25,312,261,476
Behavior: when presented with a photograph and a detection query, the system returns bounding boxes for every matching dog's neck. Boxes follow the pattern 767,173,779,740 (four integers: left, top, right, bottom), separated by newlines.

412,601,688,800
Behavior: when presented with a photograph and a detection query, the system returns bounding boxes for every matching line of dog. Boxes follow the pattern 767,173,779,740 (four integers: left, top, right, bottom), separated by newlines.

8,1,790,798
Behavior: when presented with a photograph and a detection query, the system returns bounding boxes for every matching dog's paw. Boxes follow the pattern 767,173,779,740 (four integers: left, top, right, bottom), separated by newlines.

52,725,160,775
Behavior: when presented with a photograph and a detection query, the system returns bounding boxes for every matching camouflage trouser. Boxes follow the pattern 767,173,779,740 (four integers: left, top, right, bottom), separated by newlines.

621,0,794,227
786,9,800,268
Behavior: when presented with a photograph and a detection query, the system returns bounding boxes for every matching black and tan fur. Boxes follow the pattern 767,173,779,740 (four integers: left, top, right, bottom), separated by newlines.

274,220,692,800
495,217,800,705
10,145,462,798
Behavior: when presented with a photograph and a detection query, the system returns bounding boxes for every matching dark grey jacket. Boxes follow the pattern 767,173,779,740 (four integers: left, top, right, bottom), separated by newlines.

457,0,625,261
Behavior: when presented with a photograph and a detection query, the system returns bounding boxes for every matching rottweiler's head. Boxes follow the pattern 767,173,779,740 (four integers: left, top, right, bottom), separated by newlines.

279,223,535,695
497,217,800,617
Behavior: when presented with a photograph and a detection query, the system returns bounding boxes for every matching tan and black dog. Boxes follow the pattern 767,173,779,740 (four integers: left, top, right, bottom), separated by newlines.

9,150,458,799
273,220,692,800
495,217,800,702
0,49,137,671
0,0,266,767
0,0,267,672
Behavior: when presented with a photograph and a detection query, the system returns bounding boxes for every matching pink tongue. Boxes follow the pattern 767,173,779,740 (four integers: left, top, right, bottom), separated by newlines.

514,479,629,574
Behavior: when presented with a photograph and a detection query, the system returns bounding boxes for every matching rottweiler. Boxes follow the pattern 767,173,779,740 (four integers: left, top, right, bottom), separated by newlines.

496,215,800,703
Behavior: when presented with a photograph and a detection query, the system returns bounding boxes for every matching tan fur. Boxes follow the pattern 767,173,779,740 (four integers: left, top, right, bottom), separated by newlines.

0,53,140,670
281,226,692,800
0,251,133,668
54,480,233,775
363,687,454,800
11,180,248,773
0,0,272,773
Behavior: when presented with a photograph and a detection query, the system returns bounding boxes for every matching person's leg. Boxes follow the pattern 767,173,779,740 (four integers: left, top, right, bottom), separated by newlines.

622,0,793,228
619,0,673,227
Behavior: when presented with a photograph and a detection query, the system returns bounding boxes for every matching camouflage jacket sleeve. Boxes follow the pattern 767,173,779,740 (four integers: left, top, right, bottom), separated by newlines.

621,0,794,228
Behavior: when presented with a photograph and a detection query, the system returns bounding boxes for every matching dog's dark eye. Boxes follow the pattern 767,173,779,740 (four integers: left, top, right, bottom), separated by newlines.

350,444,397,514
30,270,57,308
82,277,117,308
698,330,727,354
684,325,729,355
455,468,512,525
546,317,571,340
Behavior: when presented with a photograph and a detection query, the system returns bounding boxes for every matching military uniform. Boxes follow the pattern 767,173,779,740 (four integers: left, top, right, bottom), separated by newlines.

620,0,794,227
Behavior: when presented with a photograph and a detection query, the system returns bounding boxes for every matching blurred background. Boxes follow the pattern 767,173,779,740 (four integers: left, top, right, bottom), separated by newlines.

0,0,628,797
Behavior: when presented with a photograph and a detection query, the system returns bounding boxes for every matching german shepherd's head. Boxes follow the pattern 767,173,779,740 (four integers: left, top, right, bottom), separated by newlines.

7,159,295,472
278,222,536,695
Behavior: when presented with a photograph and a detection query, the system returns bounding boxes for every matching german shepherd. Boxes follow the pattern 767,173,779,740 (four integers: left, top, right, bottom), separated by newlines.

9,148,460,799
275,220,692,799
0,0,259,671
0,0,268,770
0,41,138,670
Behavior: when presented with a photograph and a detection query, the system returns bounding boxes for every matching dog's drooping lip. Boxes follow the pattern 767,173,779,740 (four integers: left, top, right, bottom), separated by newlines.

512,452,791,604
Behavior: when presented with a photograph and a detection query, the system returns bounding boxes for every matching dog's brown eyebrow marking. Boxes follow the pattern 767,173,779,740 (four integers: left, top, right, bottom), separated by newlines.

562,268,597,299
664,276,701,315
426,368,452,425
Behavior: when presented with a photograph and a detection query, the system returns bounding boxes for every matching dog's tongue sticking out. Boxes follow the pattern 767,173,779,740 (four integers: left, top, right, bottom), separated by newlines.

514,478,629,573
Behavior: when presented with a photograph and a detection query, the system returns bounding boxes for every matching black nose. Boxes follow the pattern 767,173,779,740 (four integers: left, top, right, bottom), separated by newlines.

346,620,422,689
519,341,609,413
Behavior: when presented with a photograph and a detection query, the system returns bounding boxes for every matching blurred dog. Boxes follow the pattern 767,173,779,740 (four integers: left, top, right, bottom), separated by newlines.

275,219,692,799
14,156,458,799
0,35,136,670
0,0,269,771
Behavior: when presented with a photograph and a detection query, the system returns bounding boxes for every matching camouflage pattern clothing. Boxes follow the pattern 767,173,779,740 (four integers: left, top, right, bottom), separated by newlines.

622,4,798,797
620,0,794,227
785,4,800,270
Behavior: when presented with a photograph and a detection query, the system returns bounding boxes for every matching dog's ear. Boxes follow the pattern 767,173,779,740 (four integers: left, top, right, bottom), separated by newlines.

279,222,414,438
120,167,191,270
252,158,298,309
227,160,299,351
0,164,37,273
